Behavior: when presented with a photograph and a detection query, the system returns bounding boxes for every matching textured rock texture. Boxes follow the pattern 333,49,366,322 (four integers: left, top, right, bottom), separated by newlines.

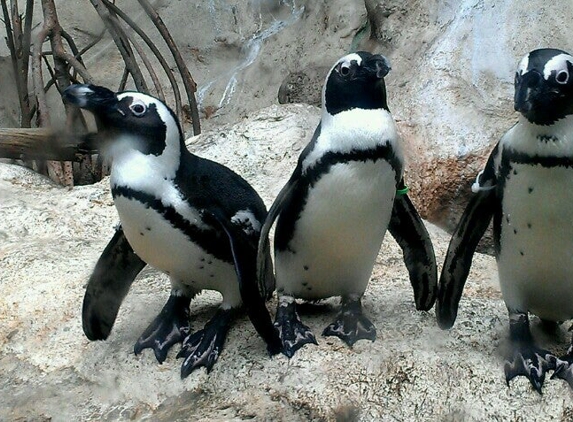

3,0,573,229
2,106,573,421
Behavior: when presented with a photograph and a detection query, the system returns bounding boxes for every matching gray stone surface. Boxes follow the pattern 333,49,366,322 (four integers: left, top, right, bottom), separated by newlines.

2,106,573,421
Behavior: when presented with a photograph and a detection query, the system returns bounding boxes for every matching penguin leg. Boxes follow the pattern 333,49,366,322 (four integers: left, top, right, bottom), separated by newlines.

274,294,317,358
322,294,376,347
504,310,557,394
134,289,192,364
177,307,236,378
551,329,573,389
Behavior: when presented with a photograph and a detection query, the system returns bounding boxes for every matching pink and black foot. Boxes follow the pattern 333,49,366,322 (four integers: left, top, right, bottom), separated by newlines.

274,298,317,358
504,311,557,394
176,308,236,377
134,293,191,364
323,295,376,347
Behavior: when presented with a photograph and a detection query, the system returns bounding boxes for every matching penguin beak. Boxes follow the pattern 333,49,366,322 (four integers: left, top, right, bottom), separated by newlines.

364,55,391,79
514,70,547,116
63,84,120,115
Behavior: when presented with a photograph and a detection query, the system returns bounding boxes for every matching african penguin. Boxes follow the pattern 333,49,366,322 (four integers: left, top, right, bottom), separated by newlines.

63,84,281,378
257,52,437,357
437,48,573,393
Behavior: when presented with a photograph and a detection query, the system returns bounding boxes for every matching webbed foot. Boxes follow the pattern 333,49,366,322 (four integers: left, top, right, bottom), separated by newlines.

504,344,556,393
134,294,191,363
322,296,376,347
274,298,317,358
551,345,573,389
504,311,556,394
176,308,234,377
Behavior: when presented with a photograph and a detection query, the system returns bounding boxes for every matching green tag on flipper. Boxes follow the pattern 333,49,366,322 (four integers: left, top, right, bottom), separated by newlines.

396,185,409,196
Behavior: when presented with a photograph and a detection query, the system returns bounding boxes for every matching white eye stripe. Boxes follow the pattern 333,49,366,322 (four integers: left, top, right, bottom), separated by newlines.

543,53,573,80
517,54,530,75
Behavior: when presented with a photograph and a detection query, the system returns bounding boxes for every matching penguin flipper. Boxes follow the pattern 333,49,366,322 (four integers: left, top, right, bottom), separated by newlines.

256,179,299,294
436,149,499,329
388,190,437,311
82,227,146,340
203,209,283,356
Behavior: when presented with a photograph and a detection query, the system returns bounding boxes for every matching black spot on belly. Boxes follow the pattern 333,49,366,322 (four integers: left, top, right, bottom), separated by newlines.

146,226,151,231
520,251,524,256
302,282,308,286
210,274,215,278
527,223,532,229
303,265,309,271
513,169,518,175
528,187,533,194
139,232,144,236
513,229,517,234
208,260,213,265
200,258,205,262
199,266,204,270
505,215,510,223
306,286,312,291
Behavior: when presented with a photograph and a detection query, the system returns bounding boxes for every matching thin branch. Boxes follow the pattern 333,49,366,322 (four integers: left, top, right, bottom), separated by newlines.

55,50,93,82
2,0,29,127
118,66,129,91
115,18,164,100
102,0,182,118
136,0,200,135
76,29,106,57
31,27,50,128
89,0,147,91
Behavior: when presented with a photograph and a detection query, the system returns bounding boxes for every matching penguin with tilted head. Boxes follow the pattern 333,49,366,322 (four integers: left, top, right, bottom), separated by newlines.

257,52,437,357
63,84,281,378
437,48,573,393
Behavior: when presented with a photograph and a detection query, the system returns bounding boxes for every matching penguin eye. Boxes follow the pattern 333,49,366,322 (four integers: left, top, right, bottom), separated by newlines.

129,102,147,117
556,70,569,84
339,63,351,77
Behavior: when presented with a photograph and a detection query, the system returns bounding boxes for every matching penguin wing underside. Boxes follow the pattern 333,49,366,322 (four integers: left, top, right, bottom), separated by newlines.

203,209,282,355
82,227,146,340
436,145,499,329
388,190,438,311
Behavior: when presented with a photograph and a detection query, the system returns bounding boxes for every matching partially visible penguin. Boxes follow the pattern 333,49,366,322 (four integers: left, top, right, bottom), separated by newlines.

63,84,281,378
437,48,573,393
257,52,438,357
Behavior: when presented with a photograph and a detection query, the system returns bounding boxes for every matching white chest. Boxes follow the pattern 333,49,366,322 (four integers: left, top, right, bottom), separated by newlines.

276,159,397,299
498,163,573,320
113,195,240,306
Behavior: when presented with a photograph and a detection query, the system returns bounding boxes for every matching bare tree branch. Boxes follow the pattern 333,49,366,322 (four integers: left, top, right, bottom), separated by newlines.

136,0,201,135
102,0,182,119
115,18,164,101
89,0,147,92
118,66,129,91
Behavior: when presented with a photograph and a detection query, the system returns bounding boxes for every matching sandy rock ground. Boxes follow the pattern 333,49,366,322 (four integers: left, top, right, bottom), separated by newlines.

2,105,573,421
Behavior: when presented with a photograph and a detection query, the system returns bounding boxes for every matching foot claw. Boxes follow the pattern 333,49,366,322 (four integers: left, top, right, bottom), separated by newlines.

322,298,376,347
550,353,573,389
504,345,556,394
275,300,317,358
177,329,221,377
133,295,190,364
176,308,233,378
